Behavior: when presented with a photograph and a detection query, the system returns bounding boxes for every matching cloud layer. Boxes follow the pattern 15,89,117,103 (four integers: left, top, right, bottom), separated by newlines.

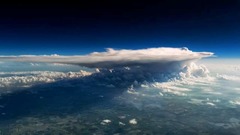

0,47,213,70
0,71,91,90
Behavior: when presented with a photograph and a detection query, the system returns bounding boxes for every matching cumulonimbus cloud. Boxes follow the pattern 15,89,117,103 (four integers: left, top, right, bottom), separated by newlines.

0,47,214,94
0,47,213,70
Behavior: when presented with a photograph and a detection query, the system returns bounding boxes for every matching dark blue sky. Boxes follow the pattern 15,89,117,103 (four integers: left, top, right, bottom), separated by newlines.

0,1,239,57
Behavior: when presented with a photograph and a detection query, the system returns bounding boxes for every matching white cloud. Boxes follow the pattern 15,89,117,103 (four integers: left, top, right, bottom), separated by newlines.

0,71,91,91
30,63,39,66
129,119,137,125
216,74,240,82
229,99,240,106
100,119,112,125
197,58,240,76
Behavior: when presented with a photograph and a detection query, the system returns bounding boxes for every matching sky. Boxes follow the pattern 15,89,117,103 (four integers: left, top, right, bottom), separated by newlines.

0,1,239,57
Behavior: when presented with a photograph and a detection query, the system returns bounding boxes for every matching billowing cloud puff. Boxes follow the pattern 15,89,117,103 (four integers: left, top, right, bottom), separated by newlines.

0,47,213,70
